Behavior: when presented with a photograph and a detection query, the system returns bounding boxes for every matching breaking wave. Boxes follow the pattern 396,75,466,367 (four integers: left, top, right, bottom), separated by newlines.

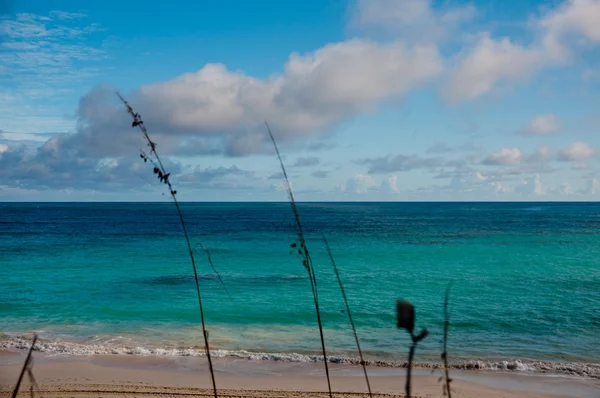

1,334,598,379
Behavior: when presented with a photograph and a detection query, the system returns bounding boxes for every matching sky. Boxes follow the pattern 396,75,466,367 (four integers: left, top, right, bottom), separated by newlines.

1,0,600,201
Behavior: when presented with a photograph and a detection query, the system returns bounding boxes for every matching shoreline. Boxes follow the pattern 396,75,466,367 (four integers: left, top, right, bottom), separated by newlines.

1,351,600,398
2,334,599,380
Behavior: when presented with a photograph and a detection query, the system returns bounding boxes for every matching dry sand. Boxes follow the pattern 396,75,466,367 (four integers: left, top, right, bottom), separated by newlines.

1,352,598,398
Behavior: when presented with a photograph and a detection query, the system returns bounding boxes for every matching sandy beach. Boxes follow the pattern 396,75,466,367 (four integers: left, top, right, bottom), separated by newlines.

1,351,599,398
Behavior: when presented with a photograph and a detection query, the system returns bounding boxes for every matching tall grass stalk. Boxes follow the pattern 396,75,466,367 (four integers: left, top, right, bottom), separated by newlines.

117,93,217,398
323,237,372,397
266,122,332,398
442,285,452,398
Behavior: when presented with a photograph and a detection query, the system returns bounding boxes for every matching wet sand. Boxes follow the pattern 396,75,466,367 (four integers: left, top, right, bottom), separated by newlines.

1,351,599,398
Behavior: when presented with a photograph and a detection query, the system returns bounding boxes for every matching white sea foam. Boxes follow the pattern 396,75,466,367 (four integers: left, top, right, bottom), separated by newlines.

1,334,598,379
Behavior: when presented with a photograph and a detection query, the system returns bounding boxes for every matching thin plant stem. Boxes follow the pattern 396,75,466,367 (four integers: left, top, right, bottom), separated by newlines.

406,340,416,398
117,93,217,398
405,330,427,398
266,121,332,398
442,284,452,398
11,334,37,398
194,242,231,299
323,237,372,397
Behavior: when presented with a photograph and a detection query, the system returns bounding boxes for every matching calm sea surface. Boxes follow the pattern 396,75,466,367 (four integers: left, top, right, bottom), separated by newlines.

1,202,599,374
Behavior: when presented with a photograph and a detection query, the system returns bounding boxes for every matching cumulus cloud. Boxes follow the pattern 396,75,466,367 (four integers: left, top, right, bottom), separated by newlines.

359,153,442,173
345,173,378,193
0,126,257,192
521,114,560,135
444,0,600,103
0,31,445,191
7,1,600,198
4,37,442,162
584,178,600,194
540,0,600,61
449,169,487,191
558,182,573,195
558,141,596,161
441,168,512,196
443,35,544,103
0,143,155,191
351,0,475,42
0,12,447,194
380,174,400,194
483,148,523,165
134,39,442,155
516,174,545,196
527,145,551,163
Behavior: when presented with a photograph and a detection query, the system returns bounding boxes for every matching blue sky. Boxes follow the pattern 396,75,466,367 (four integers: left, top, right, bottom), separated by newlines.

1,0,600,201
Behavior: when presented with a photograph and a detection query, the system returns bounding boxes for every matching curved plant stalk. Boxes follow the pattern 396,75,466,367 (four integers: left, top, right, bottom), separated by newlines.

266,122,332,398
117,93,217,398
396,300,428,398
323,237,372,397
442,284,452,398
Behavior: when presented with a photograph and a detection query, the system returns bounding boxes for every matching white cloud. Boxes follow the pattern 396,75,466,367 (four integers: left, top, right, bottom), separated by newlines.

558,182,573,195
516,174,544,196
447,168,513,197
346,173,377,193
137,39,442,154
528,145,551,163
483,147,523,165
445,0,600,103
381,174,400,194
558,141,596,161
443,35,544,103
351,0,475,42
585,178,600,194
540,0,600,61
491,181,509,193
0,144,8,153
521,114,560,135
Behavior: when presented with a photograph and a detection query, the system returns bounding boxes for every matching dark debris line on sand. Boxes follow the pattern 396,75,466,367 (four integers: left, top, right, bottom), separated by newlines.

2,383,420,398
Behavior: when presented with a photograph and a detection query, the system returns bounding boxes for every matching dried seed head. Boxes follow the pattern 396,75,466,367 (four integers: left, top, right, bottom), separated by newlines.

396,300,415,333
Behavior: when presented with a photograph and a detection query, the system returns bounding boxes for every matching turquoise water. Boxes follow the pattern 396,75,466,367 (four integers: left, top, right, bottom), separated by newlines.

1,202,599,375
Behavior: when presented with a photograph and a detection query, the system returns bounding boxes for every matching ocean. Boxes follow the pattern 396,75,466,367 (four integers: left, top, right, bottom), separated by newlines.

1,202,599,377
